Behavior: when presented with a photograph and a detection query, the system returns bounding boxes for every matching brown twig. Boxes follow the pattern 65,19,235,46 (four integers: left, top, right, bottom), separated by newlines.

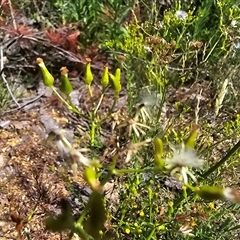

0,45,20,107
8,0,17,30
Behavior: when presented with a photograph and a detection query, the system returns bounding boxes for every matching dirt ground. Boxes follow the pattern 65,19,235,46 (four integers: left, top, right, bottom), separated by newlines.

0,103,83,239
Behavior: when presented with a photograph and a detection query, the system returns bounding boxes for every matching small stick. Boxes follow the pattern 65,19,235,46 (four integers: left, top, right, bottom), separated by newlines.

8,0,17,30
0,45,20,107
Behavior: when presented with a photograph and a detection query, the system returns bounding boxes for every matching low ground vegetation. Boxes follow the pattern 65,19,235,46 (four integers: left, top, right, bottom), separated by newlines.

1,0,240,239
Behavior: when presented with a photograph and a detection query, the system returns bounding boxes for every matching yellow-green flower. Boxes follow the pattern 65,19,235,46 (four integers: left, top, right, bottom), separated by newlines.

36,58,54,87
109,68,122,98
101,64,109,88
84,58,94,85
60,67,73,95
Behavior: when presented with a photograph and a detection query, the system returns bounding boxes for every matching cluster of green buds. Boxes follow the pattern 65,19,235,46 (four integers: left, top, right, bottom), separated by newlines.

37,57,122,100
83,57,122,98
36,58,74,97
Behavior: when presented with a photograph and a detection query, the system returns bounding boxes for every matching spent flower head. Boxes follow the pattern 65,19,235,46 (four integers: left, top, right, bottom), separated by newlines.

136,91,160,123
175,10,188,20
128,117,151,138
124,139,152,163
46,129,91,172
179,224,194,237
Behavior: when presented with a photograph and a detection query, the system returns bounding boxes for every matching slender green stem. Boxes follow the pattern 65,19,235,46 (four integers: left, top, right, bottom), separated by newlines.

90,120,96,146
98,97,118,125
51,87,79,113
88,84,93,98
94,93,104,115
74,224,93,240
100,155,117,186
113,167,161,174
147,228,156,240
77,203,90,225
94,88,107,116
51,87,89,120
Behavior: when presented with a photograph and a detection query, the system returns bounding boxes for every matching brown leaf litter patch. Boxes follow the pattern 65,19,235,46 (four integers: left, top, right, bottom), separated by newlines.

0,109,87,239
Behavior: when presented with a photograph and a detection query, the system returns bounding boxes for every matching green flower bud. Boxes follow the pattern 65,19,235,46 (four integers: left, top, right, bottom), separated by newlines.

197,186,224,201
154,138,165,169
185,123,198,149
36,58,54,87
168,201,174,215
101,64,109,88
110,68,122,98
60,67,73,96
154,138,163,156
148,187,153,200
84,166,100,191
84,58,94,85
154,154,165,169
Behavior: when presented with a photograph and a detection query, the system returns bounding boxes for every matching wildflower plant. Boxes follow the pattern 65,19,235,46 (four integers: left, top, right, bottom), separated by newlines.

34,1,240,239
37,54,240,239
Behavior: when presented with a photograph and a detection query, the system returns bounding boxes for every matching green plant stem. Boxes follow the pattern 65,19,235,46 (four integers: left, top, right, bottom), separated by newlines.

74,224,93,240
51,86,78,112
149,199,153,223
94,88,107,116
113,167,162,174
147,228,156,240
89,88,107,146
100,155,117,186
51,86,89,120
90,120,96,146
98,96,118,124
88,84,93,98
76,201,91,226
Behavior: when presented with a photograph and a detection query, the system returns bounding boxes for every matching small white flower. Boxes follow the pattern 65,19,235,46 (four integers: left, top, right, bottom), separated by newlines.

165,144,204,184
175,10,188,20
166,144,204,168
144,45,152,52
231,19,238,28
